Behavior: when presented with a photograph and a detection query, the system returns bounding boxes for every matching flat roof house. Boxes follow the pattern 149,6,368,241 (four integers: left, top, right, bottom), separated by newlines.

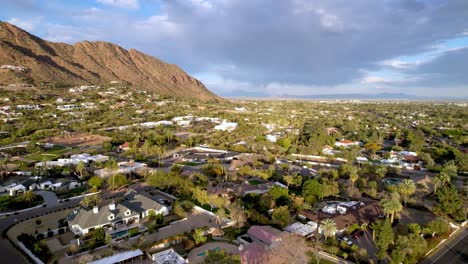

68,190,169,236
149,248,188,264
298,200,383,235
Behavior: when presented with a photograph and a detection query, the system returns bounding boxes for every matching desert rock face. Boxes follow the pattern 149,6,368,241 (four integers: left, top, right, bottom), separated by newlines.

0,22,219,101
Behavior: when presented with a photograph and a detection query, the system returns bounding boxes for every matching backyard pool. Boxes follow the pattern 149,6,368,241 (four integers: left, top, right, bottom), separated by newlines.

197,247,221,257
111,229,129,239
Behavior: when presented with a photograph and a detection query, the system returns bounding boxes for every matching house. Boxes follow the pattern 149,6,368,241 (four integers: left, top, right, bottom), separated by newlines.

176,147,241,163
283,222,317,237
119,142,130,152
240,182,287,196
298,200,383,235
149,248,187,264
239,225,284,264
214,122,238,132
334,139,362,148
8,178,37,196
68,189,169,236
95,161,148,178
89,249,144,264
34,153,109,168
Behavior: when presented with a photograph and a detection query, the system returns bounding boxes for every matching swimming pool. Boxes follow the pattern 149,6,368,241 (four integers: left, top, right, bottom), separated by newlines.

197,247,221,257
111,229,129,239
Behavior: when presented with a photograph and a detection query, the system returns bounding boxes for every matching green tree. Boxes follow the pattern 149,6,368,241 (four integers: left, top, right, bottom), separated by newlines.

272,206,291,228
320,218,337,239
269,185,289,201
80,194,101,209
276,137,291,149
93,227,106,243
398,179,416,205
349,171,359,188
302,179,323,203
75,161,86,179
202,249,241,264
283,174,302,188
21,190,35,202
425,219,450,236
107,173,129,190
374,219,394,260
87,176,103,192
193,228,207,245
434,172,451,193
436,185,466,222
381,193,403,224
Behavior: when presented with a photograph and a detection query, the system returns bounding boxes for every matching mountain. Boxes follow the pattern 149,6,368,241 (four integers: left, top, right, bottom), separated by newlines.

0,22,219,101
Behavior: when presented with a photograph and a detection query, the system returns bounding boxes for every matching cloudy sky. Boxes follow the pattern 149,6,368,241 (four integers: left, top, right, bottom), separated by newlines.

1,0,468,97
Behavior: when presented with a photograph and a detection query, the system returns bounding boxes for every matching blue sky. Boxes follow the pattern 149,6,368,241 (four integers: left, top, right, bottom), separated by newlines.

1,0,468,97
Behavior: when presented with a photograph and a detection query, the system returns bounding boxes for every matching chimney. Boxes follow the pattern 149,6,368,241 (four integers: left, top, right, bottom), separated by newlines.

93,206,99,214
109,200,116,211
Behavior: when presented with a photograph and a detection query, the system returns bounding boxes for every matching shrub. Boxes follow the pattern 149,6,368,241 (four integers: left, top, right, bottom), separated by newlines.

36,234,45,240
129,227,139,237
47,231,54,238
58,228,65,235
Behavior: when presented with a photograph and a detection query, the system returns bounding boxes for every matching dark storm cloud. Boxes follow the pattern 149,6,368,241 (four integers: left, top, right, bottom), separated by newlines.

131,0,468,87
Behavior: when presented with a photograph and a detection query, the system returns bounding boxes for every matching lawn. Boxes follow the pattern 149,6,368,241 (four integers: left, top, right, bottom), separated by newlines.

24,147,71,162
177,161,201,167
0,194,44,212
248,180,262,185
55,187,89,199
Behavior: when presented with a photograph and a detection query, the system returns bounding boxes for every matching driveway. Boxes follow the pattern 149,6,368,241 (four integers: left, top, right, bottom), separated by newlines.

36,191,59,207
353,230,378,260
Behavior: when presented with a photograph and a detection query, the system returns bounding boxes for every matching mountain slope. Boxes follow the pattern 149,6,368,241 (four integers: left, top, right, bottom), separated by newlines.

0,22,219,101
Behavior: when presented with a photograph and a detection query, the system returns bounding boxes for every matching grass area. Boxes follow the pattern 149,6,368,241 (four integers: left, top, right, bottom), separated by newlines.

56,186,89,199
0,194,44,212
177,161,201,166
248,180,262,185
24,147,71,162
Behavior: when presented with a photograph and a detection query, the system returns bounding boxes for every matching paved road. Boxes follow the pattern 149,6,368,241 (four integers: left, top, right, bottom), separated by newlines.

0,198,81,263
36,191,59,207
423,228,468,264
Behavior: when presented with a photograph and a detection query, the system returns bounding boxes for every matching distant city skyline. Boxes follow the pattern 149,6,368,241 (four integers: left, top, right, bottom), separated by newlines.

1,0,468,97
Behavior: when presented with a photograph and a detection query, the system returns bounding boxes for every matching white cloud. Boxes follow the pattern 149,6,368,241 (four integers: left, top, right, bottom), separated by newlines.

8,17,37,31
361,76,388,84
96,0,139,9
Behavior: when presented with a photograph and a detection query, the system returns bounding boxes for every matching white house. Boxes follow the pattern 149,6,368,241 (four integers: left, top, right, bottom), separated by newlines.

68,190,169,236
150,248,187,264
214,122,238,132
334,140,362,148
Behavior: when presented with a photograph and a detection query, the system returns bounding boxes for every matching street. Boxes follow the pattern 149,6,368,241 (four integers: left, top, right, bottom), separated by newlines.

423,227,468,264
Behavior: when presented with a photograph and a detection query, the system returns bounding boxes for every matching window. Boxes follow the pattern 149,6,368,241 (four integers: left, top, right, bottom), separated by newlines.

125,210,131,216
108,214,114,220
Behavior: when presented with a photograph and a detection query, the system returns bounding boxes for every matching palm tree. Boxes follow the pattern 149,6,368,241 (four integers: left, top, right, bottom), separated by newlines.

1,156,9,179
398,179,416,205
381,196,403,224
156,146,166,167
21,190,35,203
434,172,450,193
320,218,337,240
